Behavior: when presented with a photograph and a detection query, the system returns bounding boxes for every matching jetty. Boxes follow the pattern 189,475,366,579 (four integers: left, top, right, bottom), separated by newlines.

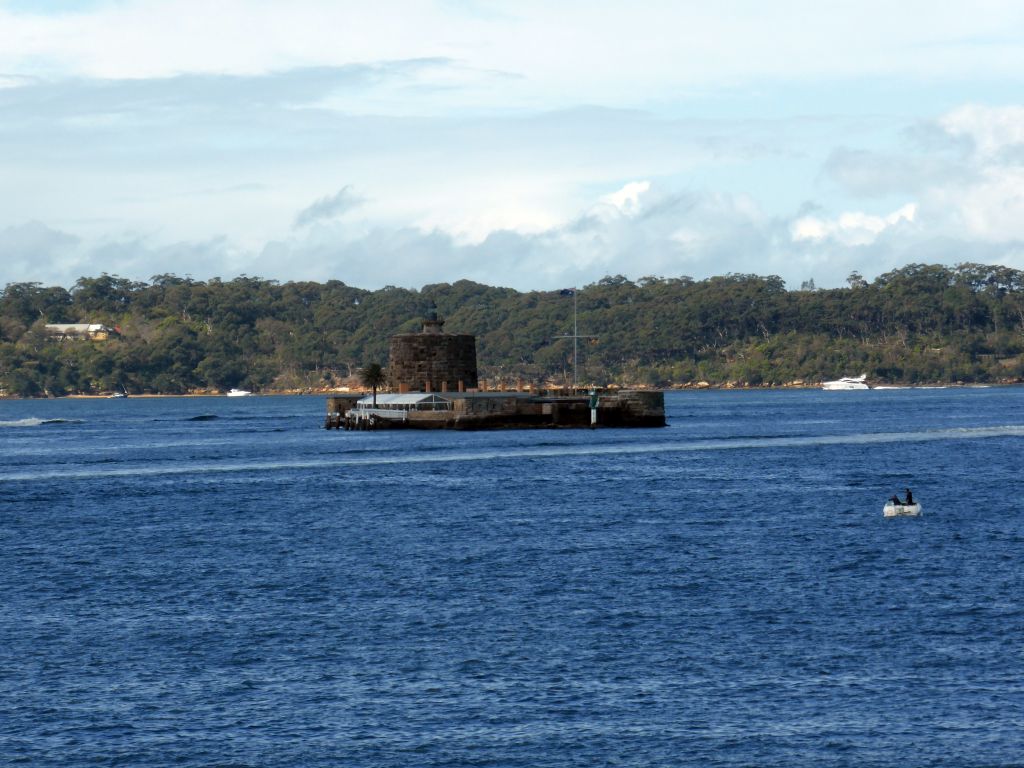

326,388,664,430
325,307,665,430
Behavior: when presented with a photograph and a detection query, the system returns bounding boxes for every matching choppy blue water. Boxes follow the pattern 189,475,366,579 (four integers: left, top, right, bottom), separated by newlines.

2,388,1023,767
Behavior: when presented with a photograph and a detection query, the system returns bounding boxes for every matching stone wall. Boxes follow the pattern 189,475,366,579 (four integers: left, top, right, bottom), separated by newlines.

597,390,666,427
388,333,478,392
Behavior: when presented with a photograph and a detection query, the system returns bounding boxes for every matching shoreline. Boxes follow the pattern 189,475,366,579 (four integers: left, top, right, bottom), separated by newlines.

2,380,1020,401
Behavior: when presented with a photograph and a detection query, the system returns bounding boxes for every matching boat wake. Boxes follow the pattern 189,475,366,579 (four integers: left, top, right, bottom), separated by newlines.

3,424,1023,482
0,417,84,427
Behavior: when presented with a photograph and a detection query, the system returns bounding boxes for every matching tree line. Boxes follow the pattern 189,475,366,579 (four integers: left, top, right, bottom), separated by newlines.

2,263,1023,397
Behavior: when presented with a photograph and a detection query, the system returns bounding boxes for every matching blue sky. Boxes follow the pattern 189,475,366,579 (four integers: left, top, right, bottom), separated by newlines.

1,1,1023,290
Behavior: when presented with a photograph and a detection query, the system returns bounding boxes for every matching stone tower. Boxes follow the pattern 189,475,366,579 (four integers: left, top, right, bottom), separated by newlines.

388,306,478,392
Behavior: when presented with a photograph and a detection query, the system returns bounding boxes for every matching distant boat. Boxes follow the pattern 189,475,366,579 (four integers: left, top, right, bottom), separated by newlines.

107,385,129,399
884,501,922,517
822,375,869,391
226,388,253,397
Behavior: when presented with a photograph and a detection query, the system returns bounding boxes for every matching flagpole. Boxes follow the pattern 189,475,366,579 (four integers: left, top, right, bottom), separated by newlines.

573,288,578,390
556,287,594,391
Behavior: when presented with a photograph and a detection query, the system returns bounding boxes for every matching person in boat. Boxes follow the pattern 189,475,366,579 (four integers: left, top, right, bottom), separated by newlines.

889,495,903,506
904,488,914,505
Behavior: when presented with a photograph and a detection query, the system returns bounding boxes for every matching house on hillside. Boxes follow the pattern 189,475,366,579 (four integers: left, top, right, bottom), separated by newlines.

44,323,119,341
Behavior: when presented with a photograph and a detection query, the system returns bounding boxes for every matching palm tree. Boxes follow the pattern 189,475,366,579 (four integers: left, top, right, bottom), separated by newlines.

359,363,387,407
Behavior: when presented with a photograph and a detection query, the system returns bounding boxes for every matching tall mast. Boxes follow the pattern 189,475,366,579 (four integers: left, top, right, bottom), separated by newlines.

573,288,578,388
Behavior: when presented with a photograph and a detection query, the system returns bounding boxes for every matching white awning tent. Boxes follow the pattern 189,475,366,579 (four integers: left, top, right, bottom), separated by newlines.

354,393,452,411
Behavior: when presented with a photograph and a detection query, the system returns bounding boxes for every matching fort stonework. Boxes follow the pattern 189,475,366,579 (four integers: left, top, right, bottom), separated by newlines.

325,389,667,430
387,309,478,393
325,308,665,430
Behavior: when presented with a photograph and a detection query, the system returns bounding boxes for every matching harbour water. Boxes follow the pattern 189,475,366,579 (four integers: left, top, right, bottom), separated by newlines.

2,388,1022,766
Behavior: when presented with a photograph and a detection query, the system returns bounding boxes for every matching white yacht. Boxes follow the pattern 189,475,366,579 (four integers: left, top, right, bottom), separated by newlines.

226,388,253,397
822,375,869,391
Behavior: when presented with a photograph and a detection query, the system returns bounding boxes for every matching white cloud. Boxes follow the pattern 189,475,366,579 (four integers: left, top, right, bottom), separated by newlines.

0,221,82,285
2,1,1024,111
825,105,1024,244
3,5,1024,294
939,104,1024,159
5,176,1023,296
598,181,650,216
924,166,1024,241
822,148,970,198
791,203,917,246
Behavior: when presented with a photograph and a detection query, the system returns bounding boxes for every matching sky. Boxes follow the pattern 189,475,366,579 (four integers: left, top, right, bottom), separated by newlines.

2,1,1024,291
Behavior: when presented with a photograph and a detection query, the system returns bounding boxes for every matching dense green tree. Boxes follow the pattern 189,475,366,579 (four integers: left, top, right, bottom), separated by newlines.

2,263,1024,397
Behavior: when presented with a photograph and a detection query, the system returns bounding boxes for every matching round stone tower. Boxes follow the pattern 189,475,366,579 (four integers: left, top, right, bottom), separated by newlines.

388,306,478,392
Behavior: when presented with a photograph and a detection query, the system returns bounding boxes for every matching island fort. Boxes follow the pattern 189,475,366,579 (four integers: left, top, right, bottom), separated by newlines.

326,308,665,430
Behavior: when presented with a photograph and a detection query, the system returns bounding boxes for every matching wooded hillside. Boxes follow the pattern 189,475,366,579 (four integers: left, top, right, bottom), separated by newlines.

2,263,1024,396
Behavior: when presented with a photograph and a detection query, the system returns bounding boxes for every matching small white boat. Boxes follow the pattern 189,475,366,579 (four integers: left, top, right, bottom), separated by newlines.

226,388,253,397
822,374,869,390
883,501,922,517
